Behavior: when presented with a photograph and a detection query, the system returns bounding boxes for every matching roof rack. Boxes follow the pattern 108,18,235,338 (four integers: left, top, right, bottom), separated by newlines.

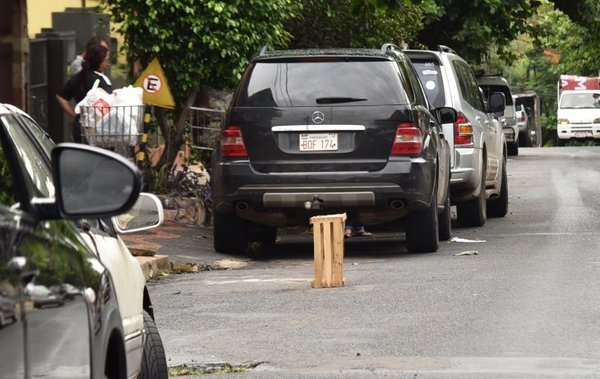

380,43,401,54
259,45,273,56
437,45,457,54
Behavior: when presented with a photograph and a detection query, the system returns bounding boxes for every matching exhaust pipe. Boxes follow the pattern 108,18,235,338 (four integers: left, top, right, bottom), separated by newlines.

390,200,405,209
235,201,250,212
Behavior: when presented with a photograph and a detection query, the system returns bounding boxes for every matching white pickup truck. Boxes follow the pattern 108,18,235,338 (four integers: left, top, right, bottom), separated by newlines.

557,75,600,145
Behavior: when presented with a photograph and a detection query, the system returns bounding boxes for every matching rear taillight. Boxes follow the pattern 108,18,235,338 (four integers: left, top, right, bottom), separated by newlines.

454,112,473,145
390,123,423,156
221,126,248,157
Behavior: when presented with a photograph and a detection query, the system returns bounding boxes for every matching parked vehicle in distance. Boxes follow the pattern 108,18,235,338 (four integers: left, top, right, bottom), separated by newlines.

212,44,456,254
406,46,508,227
477,76,519,156
0,293,17,327
0,103,143,378
3,104,169,379
26,285,66,308
513,91,541,147
515,103,530,146
556,74,600,146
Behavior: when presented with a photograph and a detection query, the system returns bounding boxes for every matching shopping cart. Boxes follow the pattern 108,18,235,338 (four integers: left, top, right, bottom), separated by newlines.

79,105,145,159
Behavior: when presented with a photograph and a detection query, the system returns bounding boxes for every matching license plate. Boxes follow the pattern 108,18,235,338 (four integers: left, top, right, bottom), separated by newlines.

299,133,338,151
574,131,593,138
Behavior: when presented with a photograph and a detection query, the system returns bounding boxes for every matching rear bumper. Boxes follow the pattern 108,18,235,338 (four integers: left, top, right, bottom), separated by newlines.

502,125,518,143
212,157,436,226
450,147,483,203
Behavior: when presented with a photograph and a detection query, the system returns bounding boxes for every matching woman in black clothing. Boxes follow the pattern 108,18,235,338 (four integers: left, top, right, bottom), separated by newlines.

56,44,112,142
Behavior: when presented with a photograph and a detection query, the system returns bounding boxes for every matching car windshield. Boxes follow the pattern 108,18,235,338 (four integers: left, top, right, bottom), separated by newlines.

235,60,407,107
560,92,600,109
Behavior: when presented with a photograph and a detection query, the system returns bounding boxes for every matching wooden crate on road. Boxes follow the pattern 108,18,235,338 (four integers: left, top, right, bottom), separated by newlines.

310,213,346,288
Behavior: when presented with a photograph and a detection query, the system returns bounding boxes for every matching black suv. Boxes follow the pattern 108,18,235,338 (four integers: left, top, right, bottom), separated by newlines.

212,44,457,254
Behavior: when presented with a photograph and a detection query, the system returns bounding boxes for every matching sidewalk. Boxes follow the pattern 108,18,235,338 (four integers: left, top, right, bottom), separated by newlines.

122,220,227,280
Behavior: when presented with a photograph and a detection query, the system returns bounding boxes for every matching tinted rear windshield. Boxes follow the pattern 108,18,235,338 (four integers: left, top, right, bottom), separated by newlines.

234,60,407,107
480,84,514,105
411,60,446,108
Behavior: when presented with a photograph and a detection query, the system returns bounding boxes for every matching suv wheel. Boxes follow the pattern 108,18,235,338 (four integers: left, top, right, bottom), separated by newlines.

457,160,487,227
406,180,439,253
438,188,452,241
139,310,168,379
487,158,508,218
214,212,249,254
518,133,531,147
249,226,277,246
507,142,519,156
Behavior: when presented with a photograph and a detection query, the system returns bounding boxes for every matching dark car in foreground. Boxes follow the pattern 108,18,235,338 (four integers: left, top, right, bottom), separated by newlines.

0,103,142,378
212,44,457,254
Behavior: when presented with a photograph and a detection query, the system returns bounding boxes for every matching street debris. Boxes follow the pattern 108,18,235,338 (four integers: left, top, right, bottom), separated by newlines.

451,237,486,243
454,251,479,256
168,362,265,376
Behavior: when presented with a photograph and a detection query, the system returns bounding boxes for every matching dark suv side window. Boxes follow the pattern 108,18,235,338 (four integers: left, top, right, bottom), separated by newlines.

453,60,484,112
235,60,408,107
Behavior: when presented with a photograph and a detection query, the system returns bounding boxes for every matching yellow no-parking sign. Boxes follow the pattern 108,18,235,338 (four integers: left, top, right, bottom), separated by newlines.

134,58,175,109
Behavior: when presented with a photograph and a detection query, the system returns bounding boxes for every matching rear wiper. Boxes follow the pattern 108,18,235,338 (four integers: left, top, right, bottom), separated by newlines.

316,97,368,104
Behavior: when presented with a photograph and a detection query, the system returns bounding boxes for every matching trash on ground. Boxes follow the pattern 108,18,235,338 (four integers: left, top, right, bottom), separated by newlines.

451,237,486,243
454,251,479,256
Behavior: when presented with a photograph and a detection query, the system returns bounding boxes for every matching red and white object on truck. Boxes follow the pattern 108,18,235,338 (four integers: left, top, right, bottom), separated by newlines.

556,75,600,145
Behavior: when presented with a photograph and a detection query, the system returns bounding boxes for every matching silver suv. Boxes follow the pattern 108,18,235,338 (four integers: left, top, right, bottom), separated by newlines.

406,46,508,227
477,76,519,156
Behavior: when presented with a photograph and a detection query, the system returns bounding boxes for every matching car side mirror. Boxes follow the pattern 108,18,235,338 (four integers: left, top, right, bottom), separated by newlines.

113,193,164,233
434,107,458,124
487,92,506,113
50,143,141,218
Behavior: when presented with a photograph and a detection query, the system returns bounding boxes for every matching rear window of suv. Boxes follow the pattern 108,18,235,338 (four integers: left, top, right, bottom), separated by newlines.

234,60,408,107
480,84,514,105
410,60,446,108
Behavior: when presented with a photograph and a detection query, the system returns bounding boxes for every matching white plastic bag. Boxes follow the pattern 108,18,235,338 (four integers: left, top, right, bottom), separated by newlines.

75,84,144,146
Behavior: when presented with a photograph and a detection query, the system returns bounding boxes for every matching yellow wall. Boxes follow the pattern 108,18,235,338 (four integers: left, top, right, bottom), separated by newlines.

27,0,126,65
27,0,101,38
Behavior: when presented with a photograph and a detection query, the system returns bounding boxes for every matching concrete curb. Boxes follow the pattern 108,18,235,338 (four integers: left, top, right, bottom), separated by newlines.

135,255,170,281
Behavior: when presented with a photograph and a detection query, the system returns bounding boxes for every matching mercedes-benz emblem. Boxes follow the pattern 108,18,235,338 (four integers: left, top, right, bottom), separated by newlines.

311,111,325,124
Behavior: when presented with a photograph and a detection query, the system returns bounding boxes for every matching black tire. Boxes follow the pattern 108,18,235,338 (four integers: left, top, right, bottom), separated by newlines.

213,212,248,254
557,136,566,146
139,310,168,379
456,160,487,227
249,227,277,245
406,181,439,253
518,133,531,147
438,189,452,241
487,158,508,218
507,142,518,156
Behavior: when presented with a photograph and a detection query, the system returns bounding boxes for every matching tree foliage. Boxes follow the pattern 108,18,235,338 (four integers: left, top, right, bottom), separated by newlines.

100,0,298,170
416,0,542,63
285,0,423,49
548,0,600,73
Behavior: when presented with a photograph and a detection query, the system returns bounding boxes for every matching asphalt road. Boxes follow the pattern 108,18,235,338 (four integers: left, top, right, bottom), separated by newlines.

149,146,600,378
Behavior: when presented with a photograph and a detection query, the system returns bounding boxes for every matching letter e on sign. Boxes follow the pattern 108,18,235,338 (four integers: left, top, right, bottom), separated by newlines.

143,74,162,94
